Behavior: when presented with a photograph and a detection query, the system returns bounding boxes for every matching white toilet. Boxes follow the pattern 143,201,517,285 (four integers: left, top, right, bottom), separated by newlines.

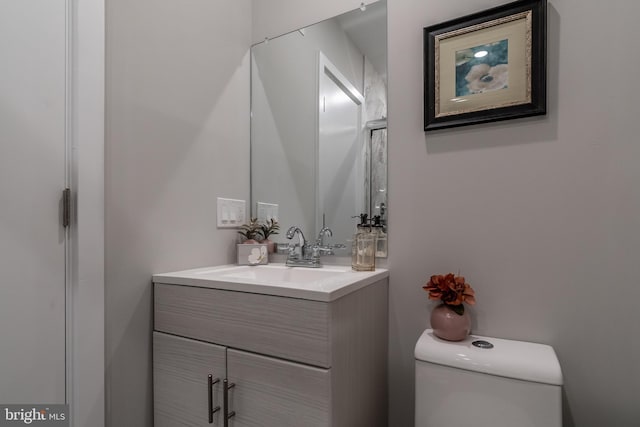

415,329,563,427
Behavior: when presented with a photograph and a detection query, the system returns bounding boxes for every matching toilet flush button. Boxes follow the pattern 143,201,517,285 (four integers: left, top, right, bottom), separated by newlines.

472,340,494,349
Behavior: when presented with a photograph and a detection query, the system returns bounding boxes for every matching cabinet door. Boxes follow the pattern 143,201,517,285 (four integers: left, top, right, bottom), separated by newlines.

154,332,226,426
227,349,331,427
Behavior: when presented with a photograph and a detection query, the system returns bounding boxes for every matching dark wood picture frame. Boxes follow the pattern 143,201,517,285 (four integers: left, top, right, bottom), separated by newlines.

424,0,546,131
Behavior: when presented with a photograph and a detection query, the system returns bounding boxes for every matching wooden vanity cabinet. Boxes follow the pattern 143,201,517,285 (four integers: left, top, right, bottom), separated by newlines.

153,277,388,427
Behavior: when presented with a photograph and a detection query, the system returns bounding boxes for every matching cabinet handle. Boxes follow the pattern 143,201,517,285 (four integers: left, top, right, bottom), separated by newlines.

208,375,221,424
223,379,236,427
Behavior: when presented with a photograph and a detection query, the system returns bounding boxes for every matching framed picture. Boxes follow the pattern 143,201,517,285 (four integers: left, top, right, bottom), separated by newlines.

424,0,546,131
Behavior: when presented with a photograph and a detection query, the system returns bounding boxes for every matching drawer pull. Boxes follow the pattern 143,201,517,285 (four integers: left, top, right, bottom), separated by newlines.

208,375,221,424
223,379,236,427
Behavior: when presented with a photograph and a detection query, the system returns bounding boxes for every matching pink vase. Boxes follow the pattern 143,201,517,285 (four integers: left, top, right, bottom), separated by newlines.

263,239,275,254
430,304,471,341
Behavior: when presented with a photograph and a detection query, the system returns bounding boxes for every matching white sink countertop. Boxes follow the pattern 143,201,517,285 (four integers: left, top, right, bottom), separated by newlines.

153,263,389,302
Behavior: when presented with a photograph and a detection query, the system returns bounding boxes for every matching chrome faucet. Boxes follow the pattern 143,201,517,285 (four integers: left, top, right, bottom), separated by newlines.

285,226,307,262
285,225,345,267
286,225,306,246
316,226,333,247
286,226,320,267
315,226,347,255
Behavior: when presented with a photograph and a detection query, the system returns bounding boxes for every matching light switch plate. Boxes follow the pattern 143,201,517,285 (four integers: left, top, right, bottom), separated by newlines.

256,202,278,223
217,198,246,228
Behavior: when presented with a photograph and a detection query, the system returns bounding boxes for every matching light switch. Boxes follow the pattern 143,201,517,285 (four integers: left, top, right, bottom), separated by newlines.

257,202,278,223
217,197,246,228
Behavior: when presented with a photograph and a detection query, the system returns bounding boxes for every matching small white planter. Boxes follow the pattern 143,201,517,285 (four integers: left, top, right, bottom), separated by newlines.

237,244,268,265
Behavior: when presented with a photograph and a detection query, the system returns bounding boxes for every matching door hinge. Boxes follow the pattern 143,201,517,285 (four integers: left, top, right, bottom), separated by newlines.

62,188,71,228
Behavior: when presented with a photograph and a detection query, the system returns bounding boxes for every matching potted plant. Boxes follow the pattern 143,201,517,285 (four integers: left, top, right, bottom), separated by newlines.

423,273,476,341
237,218,263,244
260,218,280,254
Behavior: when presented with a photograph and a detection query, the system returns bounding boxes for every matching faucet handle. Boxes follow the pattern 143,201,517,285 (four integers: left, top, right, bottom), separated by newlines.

311,245,321,258
275,242,290,254
313,245,333,256
287,243,301,259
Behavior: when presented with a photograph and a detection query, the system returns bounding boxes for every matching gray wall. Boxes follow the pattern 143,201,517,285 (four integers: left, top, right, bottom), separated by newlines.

105,0,251,426
104,0,640,425
257,0,640,426
389,0,640,426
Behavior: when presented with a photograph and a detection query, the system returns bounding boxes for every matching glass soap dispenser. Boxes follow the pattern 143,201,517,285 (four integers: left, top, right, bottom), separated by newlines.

352,214,377,271
371,215,388,258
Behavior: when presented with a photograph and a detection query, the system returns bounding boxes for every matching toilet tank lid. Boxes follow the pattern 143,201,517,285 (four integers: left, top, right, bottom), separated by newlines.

415,329,563,386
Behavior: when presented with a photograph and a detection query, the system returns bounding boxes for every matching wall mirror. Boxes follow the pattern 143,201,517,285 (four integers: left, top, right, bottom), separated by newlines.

250,1,387,254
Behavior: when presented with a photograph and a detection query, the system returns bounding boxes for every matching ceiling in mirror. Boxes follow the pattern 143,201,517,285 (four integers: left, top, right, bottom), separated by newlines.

251,1,387,254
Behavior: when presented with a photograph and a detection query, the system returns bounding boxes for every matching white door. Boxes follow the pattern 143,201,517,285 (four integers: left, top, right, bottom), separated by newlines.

0,0,68,403
317,53,364,241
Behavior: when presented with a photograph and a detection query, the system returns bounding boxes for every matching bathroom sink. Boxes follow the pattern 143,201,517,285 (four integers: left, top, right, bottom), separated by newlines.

153,263,388,301
208,264,348,282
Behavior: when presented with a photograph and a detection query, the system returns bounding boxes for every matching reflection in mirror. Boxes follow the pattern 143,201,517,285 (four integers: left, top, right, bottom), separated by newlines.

251,1,387,255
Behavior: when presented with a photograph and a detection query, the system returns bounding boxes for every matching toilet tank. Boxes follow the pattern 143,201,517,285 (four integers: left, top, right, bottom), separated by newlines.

415,329,563,427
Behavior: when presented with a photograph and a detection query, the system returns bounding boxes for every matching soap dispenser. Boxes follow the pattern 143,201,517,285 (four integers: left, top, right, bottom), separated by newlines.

371,215,388,258
351,214,377,271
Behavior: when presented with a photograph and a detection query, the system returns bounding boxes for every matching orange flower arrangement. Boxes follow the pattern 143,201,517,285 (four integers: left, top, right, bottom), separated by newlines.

423,273,476,315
